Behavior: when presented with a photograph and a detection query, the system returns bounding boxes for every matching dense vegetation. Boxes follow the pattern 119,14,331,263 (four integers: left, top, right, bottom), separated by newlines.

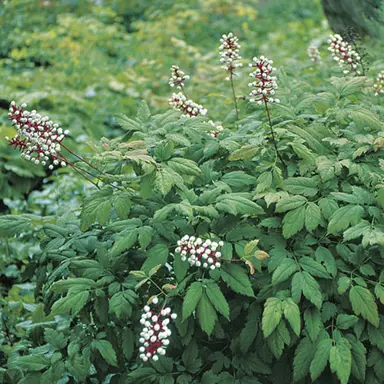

1,1,384,383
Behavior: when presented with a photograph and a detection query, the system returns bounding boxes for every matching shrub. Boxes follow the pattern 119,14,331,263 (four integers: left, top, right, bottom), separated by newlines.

1,22,384,384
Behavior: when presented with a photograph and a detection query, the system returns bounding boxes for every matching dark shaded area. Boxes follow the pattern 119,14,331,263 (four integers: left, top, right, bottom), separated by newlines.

322,0,383,37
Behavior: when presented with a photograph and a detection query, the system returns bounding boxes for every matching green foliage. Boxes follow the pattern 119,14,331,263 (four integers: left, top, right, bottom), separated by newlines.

1,0,384,383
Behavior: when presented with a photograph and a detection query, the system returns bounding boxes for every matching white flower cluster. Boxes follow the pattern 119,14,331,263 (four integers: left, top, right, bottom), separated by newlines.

139,297,177,362
219,32,242,80
169,92,207,118
307,45,321,64
175,235,224,270
328,34,361,74
169,65,190,89
208,120,223,137
6,101,69,169
374,72,384,96
248,56,279,104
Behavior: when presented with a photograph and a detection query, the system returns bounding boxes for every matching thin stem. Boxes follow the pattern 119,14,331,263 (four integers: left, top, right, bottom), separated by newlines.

264,100,285,166
68,163,100,190
149,278,168,298
61,143,105,175
230,73,239,120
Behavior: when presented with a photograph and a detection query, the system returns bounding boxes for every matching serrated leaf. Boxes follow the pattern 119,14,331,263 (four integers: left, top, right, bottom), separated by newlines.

262,298,283,338
216,194,264,216
291,271,322,309
205,282,230,320
304,307,322,342
283,298,301,336
240,302,260,354
330,338,352,384
327,205,365,235
155,167,175,196
349,286,379,327
310,338,332,381
197,292,217,335
336,314,358,330
283,177,318,197
305,203,321,232
299,257,331,279
51,291,89,316
111,229,138,257
182,282,203,321
282,205,306,238
272,258,299,285
168,158,201,176
276,195,308,212
293,336,316,381
315,247,337,278
229,144,259,161
92,340,118,367
138,226,153,249
338,276,351,295
220,264,254,297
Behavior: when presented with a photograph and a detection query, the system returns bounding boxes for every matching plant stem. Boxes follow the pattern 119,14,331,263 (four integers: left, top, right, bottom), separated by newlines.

264,100,285,166
61,143,105,175
230,74,239,120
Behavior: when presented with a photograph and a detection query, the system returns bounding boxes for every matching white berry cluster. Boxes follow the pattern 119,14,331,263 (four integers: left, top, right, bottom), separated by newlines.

175,235,224,270
208,120,223,137
328,34,361,74
219,32,242,80
169,92,207,118
6,101,69,169
169,65,190,89
139,297,177,362
307,45,321,64
374,72,384,96
248,56,279,105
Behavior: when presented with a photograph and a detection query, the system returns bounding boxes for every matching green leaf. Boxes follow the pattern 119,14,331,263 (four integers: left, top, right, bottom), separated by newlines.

291,271,322,309
240,302,260,354
205,282,230,320
222,171,256,188
337,276,351,295
122,328,134,360
220,264,254,297
112,192,132,219
173,254,189,282
109,291,135,319
262,297,283,338
168,158,201,176
375,284,384,304
315,247,337,278
347,336,366,382
304,307,322,342
197,292,217,335
283,177,318,197
272,258,299,285
310,338,332,381
304,203,321,232
182,282,203,321
255,172,272,193
327,205,365,235
229,144,259,161
80,187,113,231
92,340,118,367
111,229,138,257
138,226,153,249
336,314,358,330
155,167,175,196
349,286,379,327
216,194,264,216
9,355,50,371
141,244,169,273
299,257,331,279
267,321,290,359
275,195,307,213
330,338,352,384
283,298,301,337
282,205,306,238
45,329,67,350
293,336,316,382
51,291,89,316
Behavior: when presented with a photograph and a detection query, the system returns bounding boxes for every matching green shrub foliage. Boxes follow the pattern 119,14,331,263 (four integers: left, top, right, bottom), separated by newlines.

2,67,384,383
1,6,384,384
